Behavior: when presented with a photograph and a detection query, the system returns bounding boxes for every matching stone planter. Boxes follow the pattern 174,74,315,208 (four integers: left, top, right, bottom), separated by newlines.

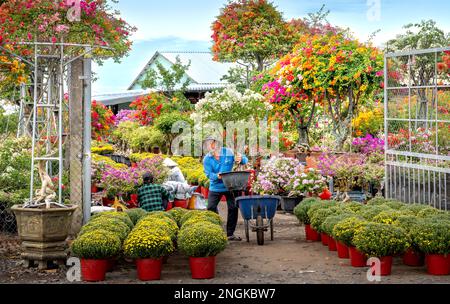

11,204,77,269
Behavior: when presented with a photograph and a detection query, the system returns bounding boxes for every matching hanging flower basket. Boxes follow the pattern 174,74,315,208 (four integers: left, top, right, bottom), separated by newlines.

189,256,216,280
136,258,163,281
81,259,108,282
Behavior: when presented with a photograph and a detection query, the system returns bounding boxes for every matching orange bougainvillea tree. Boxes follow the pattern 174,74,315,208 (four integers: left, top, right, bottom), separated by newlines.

261,31,384,149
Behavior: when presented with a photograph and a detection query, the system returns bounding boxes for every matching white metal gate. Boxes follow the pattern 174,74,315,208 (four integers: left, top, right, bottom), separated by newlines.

384,47,450,210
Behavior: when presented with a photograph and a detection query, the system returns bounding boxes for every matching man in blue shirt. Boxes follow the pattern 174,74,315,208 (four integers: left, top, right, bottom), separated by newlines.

203,136,248,241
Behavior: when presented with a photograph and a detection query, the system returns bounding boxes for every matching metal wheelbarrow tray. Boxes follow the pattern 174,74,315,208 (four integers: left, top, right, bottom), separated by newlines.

235,195,281,246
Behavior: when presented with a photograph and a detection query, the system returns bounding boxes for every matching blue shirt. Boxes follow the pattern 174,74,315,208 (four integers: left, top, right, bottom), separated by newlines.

203,147,249,193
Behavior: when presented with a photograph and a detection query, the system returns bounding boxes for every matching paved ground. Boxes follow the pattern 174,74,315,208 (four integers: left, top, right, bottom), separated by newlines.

1,204,449,284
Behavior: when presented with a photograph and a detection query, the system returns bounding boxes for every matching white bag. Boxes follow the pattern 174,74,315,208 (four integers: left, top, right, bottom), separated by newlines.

192,193,208,210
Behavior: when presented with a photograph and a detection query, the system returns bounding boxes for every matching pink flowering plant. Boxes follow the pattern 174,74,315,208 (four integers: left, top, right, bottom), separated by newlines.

99,167,136,200
287,167,327,197
252,157,302,195
352,134,385,155
115,109,138,126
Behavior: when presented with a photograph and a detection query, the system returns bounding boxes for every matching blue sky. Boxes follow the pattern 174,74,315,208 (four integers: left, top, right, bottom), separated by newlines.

93,0,450,94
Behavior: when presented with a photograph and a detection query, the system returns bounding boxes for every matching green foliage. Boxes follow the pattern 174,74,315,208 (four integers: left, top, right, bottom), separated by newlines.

91,211,134,230
129,126,165,153
134,217,179,242
139,211,175,222
339,202,363,213
416,207,442,218
154,112,193,154
333,216,368,246
411,219,450,255
400,204,438,216
72,230,122,259
353,223,410,257
306,200,339,222
310,208,337,233
293,197,322,225
372,210,413,225
125,208,148,225
358,205,393,221
123,228,174,259
321,213,354,236
383,201,406,210
0,137,33,193
91,140,114,155
79,217,130,242
178,222,227,257
0,108,18,137
167,207,190,227
180,210,223,227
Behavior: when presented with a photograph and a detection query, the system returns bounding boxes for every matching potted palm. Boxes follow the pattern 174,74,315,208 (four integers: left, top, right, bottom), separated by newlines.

333,217,369,267
178,222,227,279
123,227,175,281
71,230,122,282
353,223,410,276
412,219,450,276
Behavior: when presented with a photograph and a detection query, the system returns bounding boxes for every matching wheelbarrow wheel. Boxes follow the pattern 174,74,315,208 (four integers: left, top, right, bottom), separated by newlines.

256,215,264,246
244,220,250,242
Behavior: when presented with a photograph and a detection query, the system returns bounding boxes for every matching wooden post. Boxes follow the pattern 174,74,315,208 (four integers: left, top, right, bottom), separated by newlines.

68,58,84,236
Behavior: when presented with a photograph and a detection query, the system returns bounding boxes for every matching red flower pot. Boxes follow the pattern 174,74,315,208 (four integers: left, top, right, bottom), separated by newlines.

403,249,425,267
306,225,321,242
102,197,114,207
165,201,173,211
337,241,350,259
349,247,367,267
91,184,99,193
425,254,450,276
174,199,188,209
321,233,329,246
328,237,337,252
189,256,216,279
136,258,163,281
201,187,209,199
370,256,393,276
81,259,108,282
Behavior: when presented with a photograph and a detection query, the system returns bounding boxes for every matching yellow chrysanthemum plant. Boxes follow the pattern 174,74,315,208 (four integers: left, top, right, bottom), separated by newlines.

123,229,174,260
411,219,450,255
178,222,228,258
353,223,410,258
180,210,223,228
72,230,122,260
135,217,179,243
167,207,190,227
332,216,368,247
91,211,134,230
78,217,131,243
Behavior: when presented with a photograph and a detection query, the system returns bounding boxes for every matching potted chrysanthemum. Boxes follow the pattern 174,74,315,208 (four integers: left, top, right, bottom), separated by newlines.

178,222,227,279
353,223,410,276
333,217,369,267
71,230,122,282
293,198,323,241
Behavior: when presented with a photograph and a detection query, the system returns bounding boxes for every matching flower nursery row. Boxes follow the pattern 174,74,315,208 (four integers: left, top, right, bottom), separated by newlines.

71,207,228,282
293,197,450,276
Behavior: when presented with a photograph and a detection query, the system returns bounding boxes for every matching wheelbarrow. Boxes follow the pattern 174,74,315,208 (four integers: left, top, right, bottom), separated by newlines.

235,195,281,246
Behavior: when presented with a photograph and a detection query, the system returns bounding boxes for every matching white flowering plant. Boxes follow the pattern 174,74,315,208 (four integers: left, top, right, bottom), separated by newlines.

252,157,302,195
287,167,328,197
190,85,272,126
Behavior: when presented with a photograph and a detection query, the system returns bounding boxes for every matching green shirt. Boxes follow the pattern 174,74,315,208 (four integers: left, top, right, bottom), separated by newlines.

138,184,169,212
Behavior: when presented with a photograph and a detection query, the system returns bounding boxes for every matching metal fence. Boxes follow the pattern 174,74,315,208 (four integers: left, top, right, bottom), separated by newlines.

384,47,450,210
0,204,17,234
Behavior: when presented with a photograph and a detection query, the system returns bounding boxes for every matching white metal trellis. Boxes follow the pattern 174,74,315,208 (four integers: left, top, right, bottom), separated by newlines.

384,47,450,210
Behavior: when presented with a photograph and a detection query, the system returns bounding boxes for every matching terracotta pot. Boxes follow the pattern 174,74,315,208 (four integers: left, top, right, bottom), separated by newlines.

81,259,108,282
403,249,425,267
135,258,163,281
321,233,329,246
425,254,450,276
189,256,216,279
328,237,337,252
337,241,350,259
349,247,367,267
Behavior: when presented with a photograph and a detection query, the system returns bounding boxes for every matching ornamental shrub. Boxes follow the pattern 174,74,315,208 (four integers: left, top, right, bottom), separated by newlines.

310,208,339,233
135,217,179,241
382,200,406,210
366,197,389,206
167,207,190,227
373,210,413,225
394,215,424,252
178,222,227,257
138,211,175,223
125,208,148,225
339,202,363,213
416,207,442,218
333,217,368,247
72,230,122,259
353,223,410,257
400,204,437,216
411,219,450,255
306,200,339,222
293,198,322,225
91,211,134,230
321,213,354,236
79,217,130,242
180,210,223,227
358,205,393,221
123,229,174,259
